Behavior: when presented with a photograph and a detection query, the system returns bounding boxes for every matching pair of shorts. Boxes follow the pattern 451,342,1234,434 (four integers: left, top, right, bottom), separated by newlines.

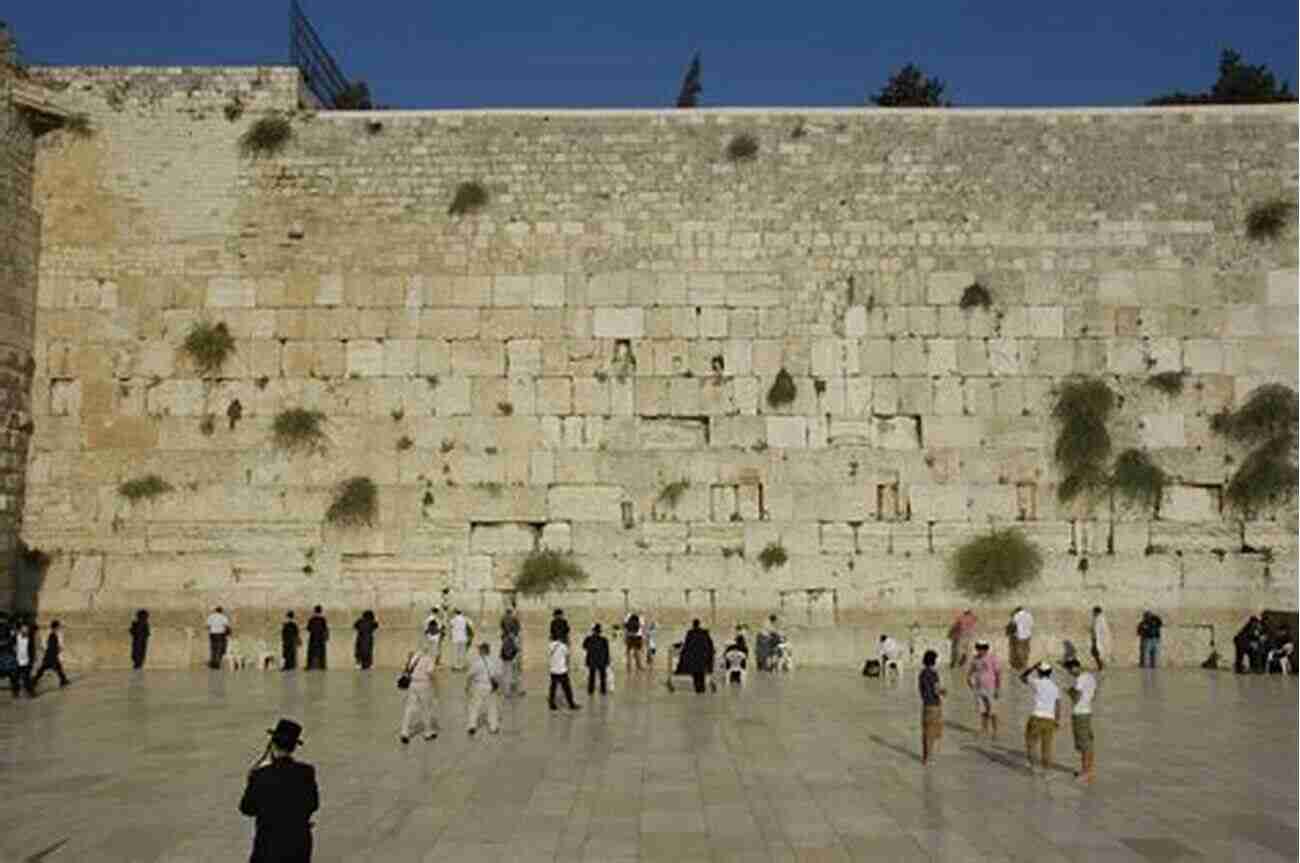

626,635,643,650
973,688,997,716
922,704,943,741
1025,715,1057,744
1071,714,1094,753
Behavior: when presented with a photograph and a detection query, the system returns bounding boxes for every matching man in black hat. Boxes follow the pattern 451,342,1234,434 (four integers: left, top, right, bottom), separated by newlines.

281,611,300,672
240,718,319,863
306,606,328,670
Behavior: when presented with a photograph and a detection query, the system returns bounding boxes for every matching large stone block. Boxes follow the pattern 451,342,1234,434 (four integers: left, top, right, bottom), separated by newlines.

593,308,644,339
548,485,624,522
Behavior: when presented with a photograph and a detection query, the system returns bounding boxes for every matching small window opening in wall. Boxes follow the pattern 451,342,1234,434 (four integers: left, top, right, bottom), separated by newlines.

620,500,634,529
876,482,908,521
1015,482,1038,522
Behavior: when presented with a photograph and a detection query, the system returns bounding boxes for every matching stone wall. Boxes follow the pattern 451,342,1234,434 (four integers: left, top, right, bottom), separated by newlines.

0,41,41,608
21,66,1300,667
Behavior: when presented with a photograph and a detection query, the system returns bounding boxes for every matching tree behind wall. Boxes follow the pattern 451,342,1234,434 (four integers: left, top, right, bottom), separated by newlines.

869,63,950,107
676,52,702,108
1147,49,1297,105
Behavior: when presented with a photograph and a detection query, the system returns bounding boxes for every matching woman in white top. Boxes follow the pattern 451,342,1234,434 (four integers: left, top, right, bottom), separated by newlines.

399,645,440,744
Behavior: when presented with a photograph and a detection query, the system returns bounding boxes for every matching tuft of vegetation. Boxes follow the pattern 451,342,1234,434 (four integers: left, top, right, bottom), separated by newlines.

514,549,589,596
272,408,327,452
1246,200,1294,241
1211,384,1298,445
396,435,414,452
119,475,174,502
725,133,759,162
63,113,94,138
223,95,244,122
1147,49,1297,106
1146,371,1186,396
1224,437,1298,515
497,401,514,416
658,479,690,508
448,181,489,216
1213,385,1299,515
1111,449,1168,514
181,321,236,377
959,282,992,311
326,476,378,527
333,81,373,110
1052,377,1115,504
199,414,216,436
758,541,789,571
767,368,798,409
950,528,1043,599
238,114,293,158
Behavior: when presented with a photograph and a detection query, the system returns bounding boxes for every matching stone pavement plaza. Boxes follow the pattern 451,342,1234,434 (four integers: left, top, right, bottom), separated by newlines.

0,667,1295,863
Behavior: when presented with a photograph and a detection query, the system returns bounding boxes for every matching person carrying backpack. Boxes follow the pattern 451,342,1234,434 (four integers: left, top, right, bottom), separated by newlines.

1137,610,1163,669
500,628,524,698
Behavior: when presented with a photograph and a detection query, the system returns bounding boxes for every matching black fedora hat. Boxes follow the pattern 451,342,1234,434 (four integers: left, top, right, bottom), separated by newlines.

267,718,304,750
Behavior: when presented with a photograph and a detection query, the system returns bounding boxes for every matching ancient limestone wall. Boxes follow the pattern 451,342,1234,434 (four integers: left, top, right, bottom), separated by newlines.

0,45,41,608
21,66,1300,667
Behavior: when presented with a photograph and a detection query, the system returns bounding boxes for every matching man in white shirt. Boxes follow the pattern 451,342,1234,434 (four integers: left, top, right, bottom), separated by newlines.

1009,607,1034,671
1089,606,1110,671
1063,657,1098,783
206,606,231,670
448,610,471,671
879,634,902,682
11,622,34,697
465,643,502,735
399,644,439,744
546,638,580,711
1019,660,1060,772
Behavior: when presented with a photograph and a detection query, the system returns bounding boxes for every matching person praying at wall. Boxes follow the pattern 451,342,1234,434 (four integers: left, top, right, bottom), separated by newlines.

306,606,329,670
282,611,301,671
353,610,379,670
129,609,150,670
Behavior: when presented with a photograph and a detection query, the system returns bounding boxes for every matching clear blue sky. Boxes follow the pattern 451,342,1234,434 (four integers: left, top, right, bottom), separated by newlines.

7,1,1297,108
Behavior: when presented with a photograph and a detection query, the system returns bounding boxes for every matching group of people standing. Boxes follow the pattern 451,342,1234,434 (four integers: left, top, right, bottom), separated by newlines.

1,611,68,697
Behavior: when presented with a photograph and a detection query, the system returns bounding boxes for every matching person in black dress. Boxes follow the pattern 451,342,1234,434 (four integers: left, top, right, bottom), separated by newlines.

306,607,328,670
31,619,68,689
129,610,150,669
240,719,319,863
282,611,301,671
353,611,379,670
676,620,716,693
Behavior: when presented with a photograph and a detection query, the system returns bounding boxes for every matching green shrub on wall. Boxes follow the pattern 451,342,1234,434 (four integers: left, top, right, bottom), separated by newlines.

1245,199,1294,241
273,408,326,452
514,550,588,596
181,321,236,377
1212,384,1299,515
1110,448,1168,515
1052,376,1114,504
767,368,797,409
725,133,759,162
326,477,377,527
239,114,293,158
758,542,788,571
448,181,489,216
658,479,690,509
118,475,173,502
959,282,992,311
950,528,1043,599
1146,371,1185,396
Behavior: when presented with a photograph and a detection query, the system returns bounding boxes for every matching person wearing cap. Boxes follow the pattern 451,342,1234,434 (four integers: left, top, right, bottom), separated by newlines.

918,649,946,765
206,606,231,670
1008,606,1033,671
1019,660,1061,773
878,634,902,682
240,718,319,862
399,643,440,744
1063,657,1098,783
448,609,472,671
966,640,1002,739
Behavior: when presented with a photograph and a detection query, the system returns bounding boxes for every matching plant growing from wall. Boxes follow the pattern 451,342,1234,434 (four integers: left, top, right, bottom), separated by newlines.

326,476,377,527
118,475,174,502
758,541,789,571
448,181,488,216
1246,200,1294,241
396,435,414,452
272,408,326,452
950,528,1043,599
1212,384,1299,515
959,282,992,311
1110,448,1168,516
1146,371,1186,396
766,368,797,409
658,479,690,508
725,133,759,162
514,549,589,596
1052,376,1115,505
63,113,93,138
239,114,293,158
181,321,236,377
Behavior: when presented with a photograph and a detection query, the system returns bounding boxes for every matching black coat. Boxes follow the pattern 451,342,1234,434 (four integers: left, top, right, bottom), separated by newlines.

43,632,61,663
239,756,319,863
549,617,570,643
676,627,715,675
130,620,150,644
282,621,300,648
582,634,610,669
307,616,328,646
353,618,378,658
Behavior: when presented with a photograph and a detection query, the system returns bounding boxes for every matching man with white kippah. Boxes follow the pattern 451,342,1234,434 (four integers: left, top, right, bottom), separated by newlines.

1019,659,1061,774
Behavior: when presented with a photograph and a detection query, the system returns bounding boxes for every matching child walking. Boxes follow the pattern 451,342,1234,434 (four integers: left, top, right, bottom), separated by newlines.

1063,657,1098,783
918,649,946,765
966,640,1002,739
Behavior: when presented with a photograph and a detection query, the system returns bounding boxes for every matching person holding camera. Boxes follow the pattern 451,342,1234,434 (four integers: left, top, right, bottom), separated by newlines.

239,719,319,863
465,642,502,735
398,644,439,744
